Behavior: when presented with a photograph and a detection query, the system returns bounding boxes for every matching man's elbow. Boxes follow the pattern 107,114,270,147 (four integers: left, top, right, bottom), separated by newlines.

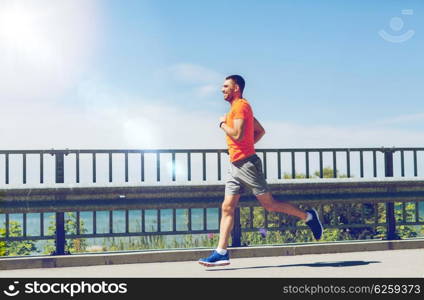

255,129,265,136
233,131,244,141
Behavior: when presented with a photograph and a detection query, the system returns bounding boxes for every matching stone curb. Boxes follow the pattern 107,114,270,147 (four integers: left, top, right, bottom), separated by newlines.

1,239,423,270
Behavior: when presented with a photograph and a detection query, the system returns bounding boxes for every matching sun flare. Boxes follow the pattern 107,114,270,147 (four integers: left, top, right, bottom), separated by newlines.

0,3,50,61
0,0,100,100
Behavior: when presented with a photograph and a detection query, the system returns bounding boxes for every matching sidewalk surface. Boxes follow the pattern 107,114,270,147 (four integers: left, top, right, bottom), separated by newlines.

1,248,423,278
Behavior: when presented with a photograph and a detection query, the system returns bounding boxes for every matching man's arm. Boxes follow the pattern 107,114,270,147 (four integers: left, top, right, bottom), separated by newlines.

220,116,245,142
253,117,265,144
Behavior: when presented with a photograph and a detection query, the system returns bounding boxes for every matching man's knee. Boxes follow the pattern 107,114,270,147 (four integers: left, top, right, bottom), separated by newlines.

256,192,277,212
261,201,277,212
221,201,237,215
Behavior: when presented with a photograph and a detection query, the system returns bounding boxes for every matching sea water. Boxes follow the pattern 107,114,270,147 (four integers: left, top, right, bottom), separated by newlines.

1,208,220,255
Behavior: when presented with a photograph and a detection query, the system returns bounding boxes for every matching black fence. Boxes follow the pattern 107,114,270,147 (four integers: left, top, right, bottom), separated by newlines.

0,147,424,185
1,147,424,257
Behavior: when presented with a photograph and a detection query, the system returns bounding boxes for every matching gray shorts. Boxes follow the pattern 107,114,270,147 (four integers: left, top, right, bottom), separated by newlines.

225,154,270,196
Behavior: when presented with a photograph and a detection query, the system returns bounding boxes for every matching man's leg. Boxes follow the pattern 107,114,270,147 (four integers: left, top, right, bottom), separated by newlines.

243,157,308,221
198,194,240,266
256,192,307,220
217,194,241,249
256,192,323,240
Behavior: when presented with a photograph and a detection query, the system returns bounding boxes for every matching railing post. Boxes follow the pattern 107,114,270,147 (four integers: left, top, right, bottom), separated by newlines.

54,212,66,255
231,207,242,247
55,151,65,184
384,149,400,240
52,151,67,255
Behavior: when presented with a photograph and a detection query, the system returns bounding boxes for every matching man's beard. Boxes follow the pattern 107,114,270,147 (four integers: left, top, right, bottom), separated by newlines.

225,93,235,102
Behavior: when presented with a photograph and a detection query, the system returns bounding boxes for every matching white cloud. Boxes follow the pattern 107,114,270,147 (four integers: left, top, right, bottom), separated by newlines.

82,78,216,147
1,67,421,150
194,84,218,98
2,66,422,150
161,63,224,100
167,63,222,85
258,121,424,148
2,89,422,151
373,113,424,126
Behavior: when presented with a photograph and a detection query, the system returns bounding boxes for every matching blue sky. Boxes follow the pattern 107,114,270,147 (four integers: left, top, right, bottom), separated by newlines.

0,0,423,149
87,0,423,125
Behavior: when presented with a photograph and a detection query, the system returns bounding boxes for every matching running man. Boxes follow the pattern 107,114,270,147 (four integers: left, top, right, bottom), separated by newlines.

198,75,323,267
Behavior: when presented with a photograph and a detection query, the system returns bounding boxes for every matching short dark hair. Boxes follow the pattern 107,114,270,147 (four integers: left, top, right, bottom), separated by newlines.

226,75,245,95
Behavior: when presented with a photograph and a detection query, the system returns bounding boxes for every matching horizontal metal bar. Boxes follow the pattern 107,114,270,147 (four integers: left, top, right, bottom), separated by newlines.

3,180,424,214
241,223,381,233
56,230,220,239
0,147,423,155
0,235,55,241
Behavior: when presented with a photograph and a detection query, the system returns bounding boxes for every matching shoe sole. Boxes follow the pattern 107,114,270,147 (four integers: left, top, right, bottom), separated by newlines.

310,208,324,240
198,260,230,267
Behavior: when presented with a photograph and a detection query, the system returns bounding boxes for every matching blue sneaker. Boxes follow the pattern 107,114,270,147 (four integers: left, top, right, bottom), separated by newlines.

198,250,230,267
306,208,323,240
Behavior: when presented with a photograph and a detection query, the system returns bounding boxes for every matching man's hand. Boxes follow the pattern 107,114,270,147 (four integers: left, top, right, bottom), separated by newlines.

219,113,245,141
253,117,265,144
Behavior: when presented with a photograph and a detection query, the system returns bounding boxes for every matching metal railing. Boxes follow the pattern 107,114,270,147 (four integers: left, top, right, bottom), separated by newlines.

1,181,424,256
0,147,424,185
1,147,424,256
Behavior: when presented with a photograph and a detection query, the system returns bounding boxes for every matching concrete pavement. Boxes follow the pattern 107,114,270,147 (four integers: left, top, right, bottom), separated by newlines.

1,248,423,278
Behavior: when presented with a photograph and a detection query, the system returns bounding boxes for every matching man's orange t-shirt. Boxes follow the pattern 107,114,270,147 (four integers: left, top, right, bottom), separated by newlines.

225,98,255,162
